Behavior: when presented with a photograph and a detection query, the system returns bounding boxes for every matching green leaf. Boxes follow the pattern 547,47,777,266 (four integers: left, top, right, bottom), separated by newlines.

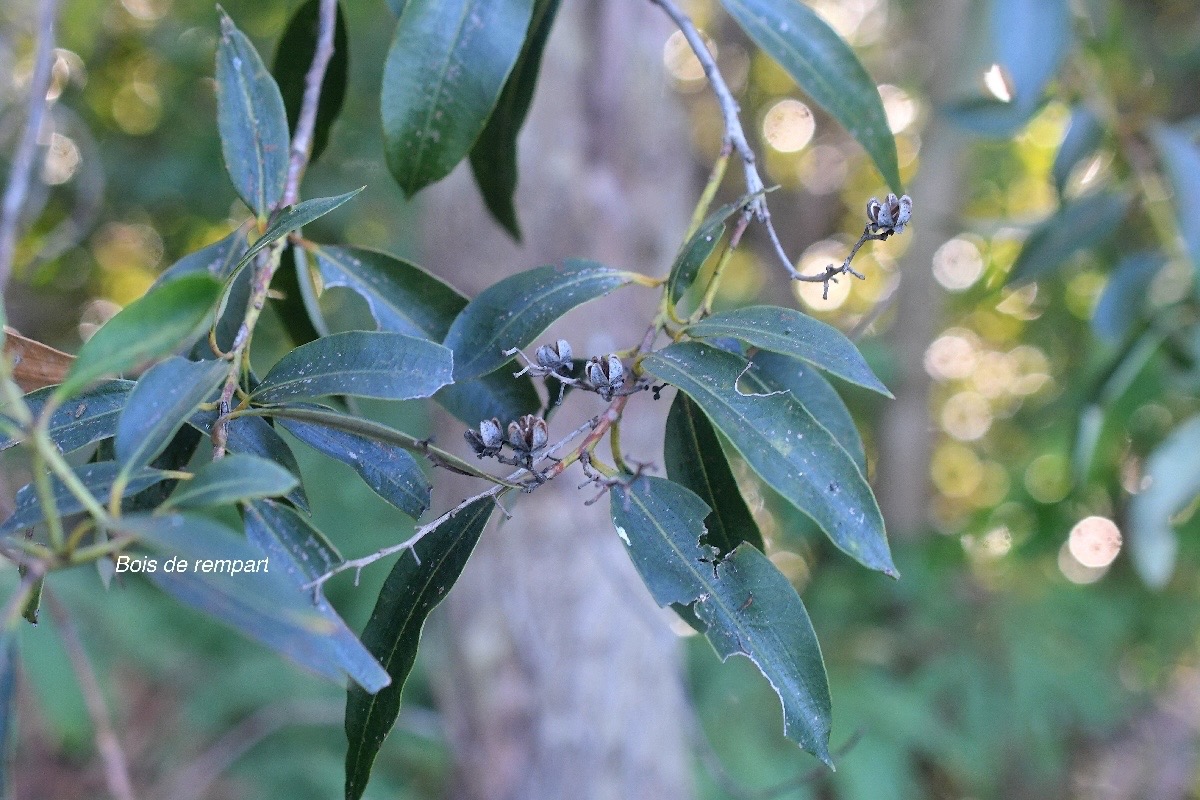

1092,252,1165,343
719,0,900,192
667,196,751,306
345,496,494,800
269,246,324,348
435,361,541,426
55,273,222,400
252,331,453,403
1053,106,1103,195
468,0,562,238
751,351,865,471
243,500,391,692
118,512,367,687
230,189,364,282
190,410,310,512
1128,415,1200,588
1,462,168,534
272,0,349,165
386,0,409,16
1,380,132,453
688,306,892,396
215,8,291,217
115,357,229,471
443,259,638,381
990,0,1071,119
153,226,248,288
610,476,831,763
309,244,467,340
1008,192,1131,284
1152,125,1200,280
163,454,299,509
664,393,763,554
276,406,432,519
382,0,535,197
0,631,16,789
643,342,893,575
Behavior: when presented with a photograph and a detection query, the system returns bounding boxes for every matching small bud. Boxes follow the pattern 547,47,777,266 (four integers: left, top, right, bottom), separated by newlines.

465,418,504,457
535,339,573,375
506,414,548,454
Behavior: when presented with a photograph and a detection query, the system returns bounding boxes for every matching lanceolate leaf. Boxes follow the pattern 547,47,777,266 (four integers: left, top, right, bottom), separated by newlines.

310,244,467,340
56,273,222,400
688,306,892,396
751,351,865,471
153,226,248,288
277,408,432,519
115,357,229,471
719,0,900,192
1128,415,1200,588
1053,106,1103,195
665,393,763,554
273,0,349,165
119,513,370,687
990,0,1071,117
435,362,541,426
232,188,364,280
252,331,453,403
216,8,290,217
1,380,132,453
164,454,299,509
1,462,168,534
190,410,309,511
610,476,832,763
1152,125,1200,279
443,260,638,381
382,0,535,197
643,342,894,575
345,496,494,800
244,500,391,692
469,0,563,238
1092,252,1166,343
667,196,750,306
1008,192,1131,284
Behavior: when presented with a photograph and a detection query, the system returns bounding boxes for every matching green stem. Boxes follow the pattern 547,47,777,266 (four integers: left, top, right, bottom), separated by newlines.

609,420,629,474
686,152,730,239
31,445,64,551
693,237,738,322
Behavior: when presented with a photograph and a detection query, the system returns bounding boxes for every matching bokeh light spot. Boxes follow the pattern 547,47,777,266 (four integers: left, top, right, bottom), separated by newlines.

932,237,984,291
762,99,815,153
1068,515,1122,568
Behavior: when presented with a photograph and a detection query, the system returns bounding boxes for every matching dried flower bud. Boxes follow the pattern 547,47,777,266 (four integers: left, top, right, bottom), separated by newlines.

465,418,505,457
585,354,625,400
506,414,548,454
535,339,573,375
866,192,913,234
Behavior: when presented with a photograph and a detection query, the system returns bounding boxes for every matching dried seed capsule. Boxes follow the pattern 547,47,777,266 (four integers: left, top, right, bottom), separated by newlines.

535,339,573,375
506,414,548,454
585,354,626,400
866,192,913,234
465,417,504,457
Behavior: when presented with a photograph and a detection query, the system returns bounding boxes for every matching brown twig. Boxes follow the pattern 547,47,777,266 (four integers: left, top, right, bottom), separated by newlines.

45,591,138,800
0,0,60,291
282,0,338,207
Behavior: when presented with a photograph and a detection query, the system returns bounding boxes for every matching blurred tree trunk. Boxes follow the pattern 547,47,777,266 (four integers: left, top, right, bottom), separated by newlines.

418,3,694,799
875,0,968,537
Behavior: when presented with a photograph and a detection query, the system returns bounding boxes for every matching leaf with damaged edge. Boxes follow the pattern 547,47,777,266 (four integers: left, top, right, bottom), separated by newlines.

344,496,494,799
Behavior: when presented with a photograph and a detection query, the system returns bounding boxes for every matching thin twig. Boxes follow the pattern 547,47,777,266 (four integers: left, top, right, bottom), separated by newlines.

282,0,338,206
0,0,60,290
45,591,138,800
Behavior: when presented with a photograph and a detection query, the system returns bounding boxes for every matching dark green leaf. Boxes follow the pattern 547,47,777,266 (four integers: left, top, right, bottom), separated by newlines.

215,8,290,217
153,226,248,288
1,380,132,453
1053,106,1103,195
1008,192,1132,284
189,410,310,512
272,0,349,165
667,196,751,306
277,407,431,519
1128,415,1200,588
244,500,391,692
269,246,323,348
1,462,168,534
0,631,16,790
118,513,363,686
435,361,541,426
719,0,900,192
1092,252,1165,343
643,342,894,575
610,476,831,763
164,454,299,509
310,244,467,340
751,351,865,471
115,357,228,471
56,273,222,400
231,188,364,281
345,496,494,800
382,0,535,197
443,259,638,381
468,0,562,238
664,393,763,554
209,257,255,355
1152,125,1200,279
688,306,892,396
252,331,453,403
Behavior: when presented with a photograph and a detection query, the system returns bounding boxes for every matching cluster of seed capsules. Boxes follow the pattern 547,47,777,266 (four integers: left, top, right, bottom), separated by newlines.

865,192,912,237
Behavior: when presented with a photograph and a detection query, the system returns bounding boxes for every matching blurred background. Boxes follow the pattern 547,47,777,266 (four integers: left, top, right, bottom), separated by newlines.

3,0,1200,798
